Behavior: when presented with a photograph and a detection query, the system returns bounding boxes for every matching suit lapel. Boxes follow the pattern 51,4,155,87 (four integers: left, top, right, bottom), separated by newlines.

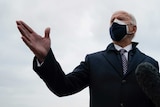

126,49,146,75
103,50,123,77
103,43,146,77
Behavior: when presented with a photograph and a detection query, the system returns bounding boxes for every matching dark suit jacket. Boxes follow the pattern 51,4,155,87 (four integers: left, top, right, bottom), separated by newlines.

33,42,159,107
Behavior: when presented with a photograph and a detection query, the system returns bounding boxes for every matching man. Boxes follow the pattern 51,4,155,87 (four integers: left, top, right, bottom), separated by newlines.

16,10,159,107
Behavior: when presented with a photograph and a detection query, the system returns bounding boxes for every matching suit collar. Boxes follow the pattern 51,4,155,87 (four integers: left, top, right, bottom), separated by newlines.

103,43,123,76
103,42,145,77
106,42,139,52
114,43,132,52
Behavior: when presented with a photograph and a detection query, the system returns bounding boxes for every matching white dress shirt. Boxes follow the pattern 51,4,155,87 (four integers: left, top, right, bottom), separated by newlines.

114,44,132,61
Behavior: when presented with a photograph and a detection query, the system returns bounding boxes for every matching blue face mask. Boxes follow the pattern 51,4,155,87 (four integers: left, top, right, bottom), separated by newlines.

109,19,128,41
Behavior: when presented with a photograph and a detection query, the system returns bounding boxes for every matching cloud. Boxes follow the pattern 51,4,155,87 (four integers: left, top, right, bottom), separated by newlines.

1,0,160,107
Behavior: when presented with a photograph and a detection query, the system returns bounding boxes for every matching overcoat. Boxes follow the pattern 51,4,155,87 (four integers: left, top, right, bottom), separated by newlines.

33,42,159,107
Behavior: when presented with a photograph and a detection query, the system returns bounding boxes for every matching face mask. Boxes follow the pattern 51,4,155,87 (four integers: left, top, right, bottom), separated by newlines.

109,19,129,41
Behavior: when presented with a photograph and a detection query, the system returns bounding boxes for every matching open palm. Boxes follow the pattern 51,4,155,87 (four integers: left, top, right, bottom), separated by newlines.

16,21,51,62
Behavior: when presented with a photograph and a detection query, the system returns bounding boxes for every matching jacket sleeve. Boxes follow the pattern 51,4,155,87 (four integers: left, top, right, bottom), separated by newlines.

33,49,89,97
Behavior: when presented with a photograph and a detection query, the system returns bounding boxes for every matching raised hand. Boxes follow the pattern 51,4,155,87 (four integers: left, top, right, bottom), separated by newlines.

16,21,51,62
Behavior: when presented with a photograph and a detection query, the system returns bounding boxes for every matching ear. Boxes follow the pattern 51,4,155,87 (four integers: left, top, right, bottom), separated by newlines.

132,25,137,33
129,25,137,35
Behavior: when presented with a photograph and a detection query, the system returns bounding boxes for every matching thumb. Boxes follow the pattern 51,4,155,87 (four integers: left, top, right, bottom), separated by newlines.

44,27,50,38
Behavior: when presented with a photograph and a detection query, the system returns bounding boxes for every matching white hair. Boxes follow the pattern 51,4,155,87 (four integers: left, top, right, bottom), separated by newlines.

129,13,137,26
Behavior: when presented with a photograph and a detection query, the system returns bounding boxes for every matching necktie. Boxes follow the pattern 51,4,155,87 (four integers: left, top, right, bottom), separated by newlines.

120,49,128,75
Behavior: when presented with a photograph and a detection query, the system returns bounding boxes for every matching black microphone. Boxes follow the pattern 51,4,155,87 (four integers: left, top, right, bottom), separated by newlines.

135,62,160,107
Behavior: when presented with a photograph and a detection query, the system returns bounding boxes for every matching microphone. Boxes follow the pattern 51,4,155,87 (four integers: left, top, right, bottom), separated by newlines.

135,62,160,107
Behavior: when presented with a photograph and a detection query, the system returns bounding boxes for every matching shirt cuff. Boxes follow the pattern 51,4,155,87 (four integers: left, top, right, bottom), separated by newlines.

36,59,44,67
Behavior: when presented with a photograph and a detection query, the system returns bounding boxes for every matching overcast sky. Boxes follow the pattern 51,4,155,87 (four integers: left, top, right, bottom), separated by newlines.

1,0,160,107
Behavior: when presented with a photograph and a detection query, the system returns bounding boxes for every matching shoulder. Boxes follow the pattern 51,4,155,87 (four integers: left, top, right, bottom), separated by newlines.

135,48,159,70
136,48,156,61
86,43,116,57
86,50,106,58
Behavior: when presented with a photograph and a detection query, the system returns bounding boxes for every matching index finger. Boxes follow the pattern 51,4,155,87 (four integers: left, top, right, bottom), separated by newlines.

16,20,35,33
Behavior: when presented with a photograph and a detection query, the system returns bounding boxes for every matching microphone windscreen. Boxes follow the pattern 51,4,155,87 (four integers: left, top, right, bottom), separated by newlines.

135,62,160,107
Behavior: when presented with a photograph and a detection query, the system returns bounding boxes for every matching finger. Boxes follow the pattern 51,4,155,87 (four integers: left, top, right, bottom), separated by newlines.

17,25,31,41
17,24,25,35
21,36,32,48
16,21,21,25
17,20,35,33
44,27,50,38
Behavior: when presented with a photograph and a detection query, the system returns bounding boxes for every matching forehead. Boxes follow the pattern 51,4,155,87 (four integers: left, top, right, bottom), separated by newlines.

111,11,131,21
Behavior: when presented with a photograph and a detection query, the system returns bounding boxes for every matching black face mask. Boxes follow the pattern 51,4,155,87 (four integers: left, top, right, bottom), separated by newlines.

109,22,127,41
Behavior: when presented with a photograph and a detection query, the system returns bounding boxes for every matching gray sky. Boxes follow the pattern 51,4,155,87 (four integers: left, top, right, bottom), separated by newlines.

1,0,160,107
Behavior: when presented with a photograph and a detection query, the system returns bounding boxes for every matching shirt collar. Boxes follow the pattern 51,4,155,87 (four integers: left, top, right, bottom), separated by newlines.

114,44,132,52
